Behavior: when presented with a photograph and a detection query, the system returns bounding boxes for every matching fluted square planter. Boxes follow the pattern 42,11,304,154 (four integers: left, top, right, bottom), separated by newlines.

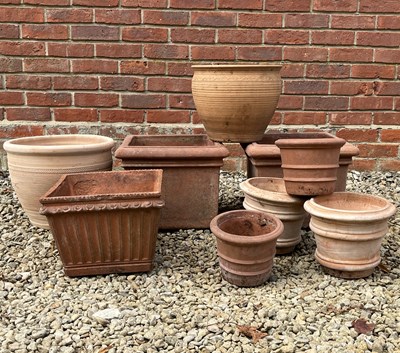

40,170,164,277
115,134,229,229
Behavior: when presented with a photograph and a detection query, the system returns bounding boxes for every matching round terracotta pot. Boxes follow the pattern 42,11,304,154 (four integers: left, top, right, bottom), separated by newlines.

210,210,283,287
191,64,282,143
240,177,307,254
304,192,396,279
4,134,115,229
275,136,346,196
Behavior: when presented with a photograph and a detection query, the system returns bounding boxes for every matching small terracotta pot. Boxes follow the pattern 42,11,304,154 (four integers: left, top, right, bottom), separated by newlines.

304,192,396,279
191,64,282,143
240,177,307,254
210,210,283,287
275,136,346,196
4,134,114,229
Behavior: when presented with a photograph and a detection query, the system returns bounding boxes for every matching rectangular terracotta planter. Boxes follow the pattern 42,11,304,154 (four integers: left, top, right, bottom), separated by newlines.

245,131,359,192
115,134,229,229
40,170,164,277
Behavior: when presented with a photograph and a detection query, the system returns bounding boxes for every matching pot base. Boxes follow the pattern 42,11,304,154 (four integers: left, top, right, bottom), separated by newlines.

321,266,374,279
276,245,297,255
220,266,270,287
64,261,154,277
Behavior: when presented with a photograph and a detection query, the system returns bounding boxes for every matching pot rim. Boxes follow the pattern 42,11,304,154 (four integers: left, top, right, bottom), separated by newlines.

210,210,283,244
275,137,346,149
4,134,115,155
304,192,396,221
192,64,282,70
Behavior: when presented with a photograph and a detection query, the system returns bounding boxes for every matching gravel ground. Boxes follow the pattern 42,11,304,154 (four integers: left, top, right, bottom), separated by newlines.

0,170,399,353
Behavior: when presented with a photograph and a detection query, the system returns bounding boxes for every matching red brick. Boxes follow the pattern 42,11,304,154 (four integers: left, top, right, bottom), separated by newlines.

191,45,234,60
47,43,94,57
281,64,305,78
100,77,145,91
0,125,44,138
381,129,400,142
358,144,398,158
144,44,188,59
283,112,326,125
0,0,21,3
284,80,328,95
329,112,373,125
27,92,71,107
121,94,166,109
357,32,400,47
331,15,376,29
169,94,195,109
100,109,144,123
95,9,140,24
45,125,99,136
218,0,262,10
24,58,69,73
270,112,282,125
72,59,118,74
306,64,350,78
265,30,309,45
351,158,376,171
377,16,400,29
191,12,236,27
120,61,166,75
237,46,282,61
238,13,282,28
46,8,93,23
380,159,400,171
0,41,45,56
73,0,118,6
284,47,328,62
337,128,378,142
24,0,71,4
6,107,50,121
170,0,214,9
276,95,304,110
171,28,215,44
265,0,310,12
100,125,142,141
0,58,22,72
22,24,68,40
167,62,193,76
0,92,24,105
360,0,400,13
351,65,395,79
71,25,119,41
285,14,329,28
6,75,52,90
121,0,167,7
375,49,400,63
312,30,354,45
0,24,19,38
375,82,400,96
143,10,189,25
223,143,245,158
330,81,375,96
314,0,357,12
96,44,141,58
0,7,44,22
54,108,98,122
75,93,119,107
122,27,168,42
394,98,400,111
374,112,400,125
219,29,262,44
330,48,373,63
53,76,99,90
148,77,191,93
147,110,190,123
304,96,349,110
351,97,393,110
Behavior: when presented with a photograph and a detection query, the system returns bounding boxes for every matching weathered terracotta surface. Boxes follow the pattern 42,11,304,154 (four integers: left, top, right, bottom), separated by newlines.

304,192,396,279
115,134,229,229
40,170,164,277
191,64,282,143
275,136,346,196
4,134,114,229
246,132,359,192
240,177,306,254
210,210,283,287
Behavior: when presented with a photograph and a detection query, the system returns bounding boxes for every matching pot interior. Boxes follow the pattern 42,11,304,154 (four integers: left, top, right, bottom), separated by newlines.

248,178,286,193
218,212,276,237
127,134,213,147
9,135,109,147
314,193,389,212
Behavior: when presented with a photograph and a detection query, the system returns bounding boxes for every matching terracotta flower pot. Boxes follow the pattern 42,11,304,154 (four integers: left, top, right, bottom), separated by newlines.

210,210,283,287
240,177,307,254
40,170,164,277
115,134,229,229
4,134,114,229
304,192,396,279
191,64,282,143
275,136,346,196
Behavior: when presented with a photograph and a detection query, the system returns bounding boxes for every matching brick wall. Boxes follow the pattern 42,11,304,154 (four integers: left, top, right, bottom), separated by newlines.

0,0,399,171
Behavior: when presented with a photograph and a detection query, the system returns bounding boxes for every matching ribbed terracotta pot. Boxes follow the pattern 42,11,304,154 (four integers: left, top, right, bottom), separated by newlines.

4,134,114,229
304,192,396,279
240,177,307,254
40,170,164,277
210,210,283,287
191,64,282,143
275,136,346,196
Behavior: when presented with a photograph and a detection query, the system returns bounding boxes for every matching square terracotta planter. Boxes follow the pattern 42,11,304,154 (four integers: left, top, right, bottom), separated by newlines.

40,170,164,277
115,134,229,229
245,132,359,192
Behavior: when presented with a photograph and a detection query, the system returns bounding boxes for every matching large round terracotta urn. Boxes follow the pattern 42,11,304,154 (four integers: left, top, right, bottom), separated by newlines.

191,64,282,143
